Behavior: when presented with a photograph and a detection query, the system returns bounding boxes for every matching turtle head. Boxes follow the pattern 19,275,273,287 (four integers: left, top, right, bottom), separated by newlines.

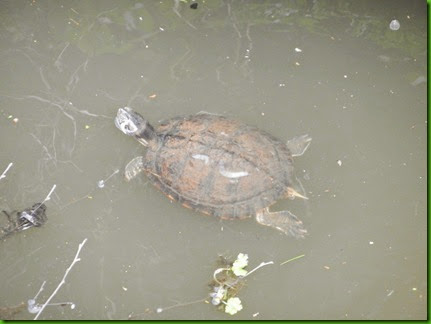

115,107,156,147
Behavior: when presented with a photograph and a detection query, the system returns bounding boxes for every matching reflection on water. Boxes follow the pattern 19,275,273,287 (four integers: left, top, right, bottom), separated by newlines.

0,0,426,320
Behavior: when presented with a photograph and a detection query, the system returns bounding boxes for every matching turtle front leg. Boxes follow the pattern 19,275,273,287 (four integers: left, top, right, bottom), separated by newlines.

286,134,312,157
124,156,145,181
256,208,307,238
287,187,308,200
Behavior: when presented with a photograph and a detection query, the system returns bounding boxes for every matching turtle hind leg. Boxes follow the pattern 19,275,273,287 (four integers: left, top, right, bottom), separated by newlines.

287,134,312,157
256,208,307,238
125,156,145,181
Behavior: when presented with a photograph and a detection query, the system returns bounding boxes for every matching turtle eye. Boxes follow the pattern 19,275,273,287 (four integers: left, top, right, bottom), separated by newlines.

122,121,138,134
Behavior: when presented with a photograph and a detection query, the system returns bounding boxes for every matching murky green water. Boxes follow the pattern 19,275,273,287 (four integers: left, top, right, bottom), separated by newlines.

0,0,426,320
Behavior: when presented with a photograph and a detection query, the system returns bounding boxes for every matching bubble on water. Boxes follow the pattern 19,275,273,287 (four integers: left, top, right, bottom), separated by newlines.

98,169,119,189
211,297,221,305
27,299,42,313
389,19,400,31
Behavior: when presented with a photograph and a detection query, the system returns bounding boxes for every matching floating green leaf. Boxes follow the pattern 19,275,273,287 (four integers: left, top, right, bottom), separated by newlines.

231,253,248,276
224,297,243,315
232,267,247,277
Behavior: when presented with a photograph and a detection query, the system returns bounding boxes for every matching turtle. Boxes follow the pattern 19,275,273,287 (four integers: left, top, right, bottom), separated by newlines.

115,107,311,238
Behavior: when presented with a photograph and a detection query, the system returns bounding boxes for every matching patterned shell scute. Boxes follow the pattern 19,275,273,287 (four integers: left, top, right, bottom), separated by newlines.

143,114,294,219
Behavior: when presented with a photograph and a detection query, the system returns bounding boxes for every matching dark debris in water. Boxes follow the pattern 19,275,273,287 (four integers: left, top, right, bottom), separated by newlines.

0,203,47,240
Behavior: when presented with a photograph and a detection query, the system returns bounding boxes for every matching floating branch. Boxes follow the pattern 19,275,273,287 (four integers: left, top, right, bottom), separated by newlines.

242,261,274,278
42,185,57,203
27,184,57,218
0,162,13,180
33,238,88,320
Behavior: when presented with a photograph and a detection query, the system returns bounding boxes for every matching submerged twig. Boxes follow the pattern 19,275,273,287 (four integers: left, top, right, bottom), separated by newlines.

33,238,88,320
39,68,51,91
169,47,192,81
127,297,207,319
54,42,70,72
59,189,95,210
30,133,57,167
66,58,89,93
155,297,207,314
172,0,197,30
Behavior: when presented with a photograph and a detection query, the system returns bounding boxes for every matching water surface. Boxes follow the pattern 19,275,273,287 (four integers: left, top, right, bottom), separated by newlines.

0,0,426,320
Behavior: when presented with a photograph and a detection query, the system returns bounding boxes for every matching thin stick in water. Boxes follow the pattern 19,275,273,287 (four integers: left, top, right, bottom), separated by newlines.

42,184,57,203
280,254,305,266
33,238,88,320
33,281,46,300
30,184,57,217
156,297,207,314
0,162,13,180
243,261,274,278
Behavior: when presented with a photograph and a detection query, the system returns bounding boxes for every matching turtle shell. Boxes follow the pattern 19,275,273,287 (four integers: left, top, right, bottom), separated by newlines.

142,113,294,219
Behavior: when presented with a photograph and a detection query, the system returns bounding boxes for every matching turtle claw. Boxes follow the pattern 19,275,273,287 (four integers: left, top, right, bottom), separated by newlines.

256,208,307,238
287,187,309,200
287,134,312,157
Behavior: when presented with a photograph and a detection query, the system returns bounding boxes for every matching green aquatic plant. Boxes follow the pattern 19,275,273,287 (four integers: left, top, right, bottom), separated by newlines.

231,253,248,276
209,253,273,315
224,297,243,315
